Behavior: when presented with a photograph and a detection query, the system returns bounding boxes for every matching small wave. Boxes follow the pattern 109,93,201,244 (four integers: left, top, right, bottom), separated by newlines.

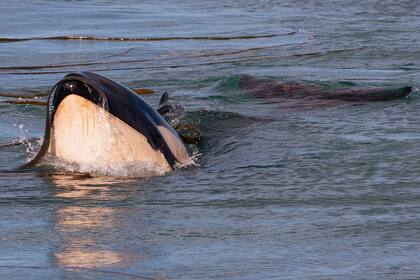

1,55,277,75
292,47,366,58
0,91,48,98
0,31,297,44
0,41,304,73
1,100,47,106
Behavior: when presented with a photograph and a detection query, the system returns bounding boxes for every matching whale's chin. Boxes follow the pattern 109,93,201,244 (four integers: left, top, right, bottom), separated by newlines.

49,94,172,172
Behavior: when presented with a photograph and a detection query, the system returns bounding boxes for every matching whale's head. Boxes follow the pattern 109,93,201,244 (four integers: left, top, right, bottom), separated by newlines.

24,72,189,175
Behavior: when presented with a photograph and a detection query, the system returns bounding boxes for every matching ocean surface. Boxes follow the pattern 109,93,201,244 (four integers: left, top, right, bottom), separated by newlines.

1,1,420,279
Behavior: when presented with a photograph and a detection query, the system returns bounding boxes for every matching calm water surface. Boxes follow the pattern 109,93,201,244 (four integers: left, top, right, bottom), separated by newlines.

1,1,420,279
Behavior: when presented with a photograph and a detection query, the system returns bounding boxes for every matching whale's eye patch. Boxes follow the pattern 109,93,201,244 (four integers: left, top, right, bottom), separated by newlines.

50,80,106,124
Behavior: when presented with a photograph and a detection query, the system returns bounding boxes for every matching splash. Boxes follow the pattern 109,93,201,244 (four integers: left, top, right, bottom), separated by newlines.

37,143,199,178
408,87,420,98
40,144,199,178
17,124,31,150
13,124,43,159
43,154,169,177
175,151,201,170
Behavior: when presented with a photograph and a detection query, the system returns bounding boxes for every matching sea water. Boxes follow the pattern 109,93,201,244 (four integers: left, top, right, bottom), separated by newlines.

1,1,420,279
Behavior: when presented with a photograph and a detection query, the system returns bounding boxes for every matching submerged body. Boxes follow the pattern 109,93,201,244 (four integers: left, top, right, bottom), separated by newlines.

239,75,413,102
25,72,189,174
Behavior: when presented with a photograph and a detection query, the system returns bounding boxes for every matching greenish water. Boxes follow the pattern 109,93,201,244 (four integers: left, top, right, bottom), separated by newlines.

1,1,420,279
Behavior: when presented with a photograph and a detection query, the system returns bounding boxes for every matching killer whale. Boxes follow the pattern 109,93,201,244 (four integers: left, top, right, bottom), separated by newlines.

23,72,189,172
239,75,413,102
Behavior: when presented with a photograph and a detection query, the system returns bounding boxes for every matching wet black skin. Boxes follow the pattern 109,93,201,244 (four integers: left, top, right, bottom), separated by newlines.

239,75,413,102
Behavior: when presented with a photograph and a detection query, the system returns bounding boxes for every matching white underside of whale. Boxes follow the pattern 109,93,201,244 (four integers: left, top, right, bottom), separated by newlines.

49,94,189,174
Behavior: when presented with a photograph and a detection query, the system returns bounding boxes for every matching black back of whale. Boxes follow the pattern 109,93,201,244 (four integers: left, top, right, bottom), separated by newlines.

239,75,413,102
24,72,181,168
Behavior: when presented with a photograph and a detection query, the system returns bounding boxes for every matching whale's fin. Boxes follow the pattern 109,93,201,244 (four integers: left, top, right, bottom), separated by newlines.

158,91,179,117
157,92,201,144
159,91,169,108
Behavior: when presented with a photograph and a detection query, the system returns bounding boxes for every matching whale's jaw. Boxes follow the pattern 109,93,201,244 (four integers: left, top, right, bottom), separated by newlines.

49,94,172,172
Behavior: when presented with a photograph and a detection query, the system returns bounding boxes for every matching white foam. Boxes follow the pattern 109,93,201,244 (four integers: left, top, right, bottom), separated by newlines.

42,154,169,177
38,150,199,178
